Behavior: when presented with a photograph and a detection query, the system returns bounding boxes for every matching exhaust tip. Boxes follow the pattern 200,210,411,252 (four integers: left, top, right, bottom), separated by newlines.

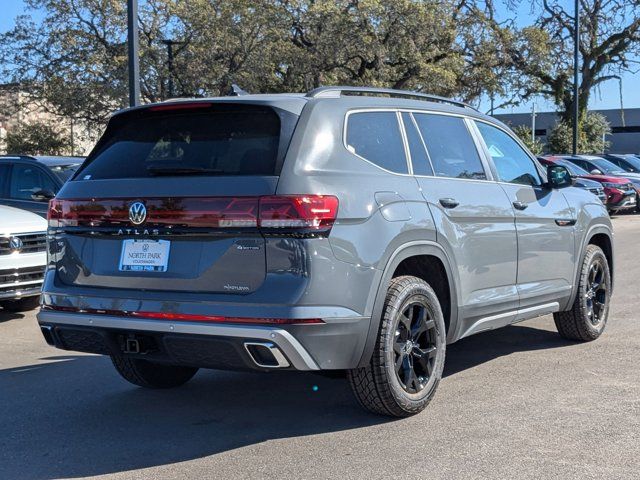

244,342,290,368
40,325,55,346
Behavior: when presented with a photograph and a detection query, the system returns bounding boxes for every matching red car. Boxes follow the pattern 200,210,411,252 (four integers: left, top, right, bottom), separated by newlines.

541,156,636,212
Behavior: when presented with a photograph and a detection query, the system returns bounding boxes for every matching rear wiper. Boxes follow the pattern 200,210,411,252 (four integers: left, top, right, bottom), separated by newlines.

146,165,225,176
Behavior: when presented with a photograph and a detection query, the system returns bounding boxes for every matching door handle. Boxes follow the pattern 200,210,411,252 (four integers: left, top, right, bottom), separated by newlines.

439,198,459,209
512,201,528,210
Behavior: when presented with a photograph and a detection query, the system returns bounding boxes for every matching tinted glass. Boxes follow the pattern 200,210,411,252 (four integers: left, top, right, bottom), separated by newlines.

78,106,281,179
476,122,541,186
413,114,485,180
617,156,640,172
9,164,57,200
0,164,9,196
402,113,433,175
556,159,589,176
346,112,408,174
567,158,590,171
591,158,626,174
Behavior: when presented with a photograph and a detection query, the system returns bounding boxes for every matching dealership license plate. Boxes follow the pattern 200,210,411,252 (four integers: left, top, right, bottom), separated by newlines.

629,196,636,205
119,239,170,272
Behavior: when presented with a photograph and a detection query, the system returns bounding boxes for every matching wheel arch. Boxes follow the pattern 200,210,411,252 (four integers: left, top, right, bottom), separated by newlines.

356,241,459,368
567,224,614,310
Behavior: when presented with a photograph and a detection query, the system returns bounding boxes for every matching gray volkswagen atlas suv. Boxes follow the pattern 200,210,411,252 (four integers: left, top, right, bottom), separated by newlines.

37,87,614,417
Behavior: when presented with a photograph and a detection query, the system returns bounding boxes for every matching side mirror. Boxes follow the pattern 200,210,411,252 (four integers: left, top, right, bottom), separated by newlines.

590,169,602,175
31,189,56,201
547,165,574,189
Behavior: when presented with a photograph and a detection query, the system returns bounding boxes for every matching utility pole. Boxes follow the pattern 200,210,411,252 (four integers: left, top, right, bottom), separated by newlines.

572,0,580,155
531,103,537,144
162,39,182,99
127,0,140,107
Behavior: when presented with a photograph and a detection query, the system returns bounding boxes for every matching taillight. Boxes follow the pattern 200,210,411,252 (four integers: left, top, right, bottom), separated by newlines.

48,199,61,227
258,195,339,232
48,195,339,235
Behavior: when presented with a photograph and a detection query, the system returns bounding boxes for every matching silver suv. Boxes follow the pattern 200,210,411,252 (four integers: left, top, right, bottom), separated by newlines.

37,87,613,417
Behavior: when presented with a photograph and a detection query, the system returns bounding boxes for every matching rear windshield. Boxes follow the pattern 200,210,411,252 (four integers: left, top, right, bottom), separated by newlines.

77,105,282,179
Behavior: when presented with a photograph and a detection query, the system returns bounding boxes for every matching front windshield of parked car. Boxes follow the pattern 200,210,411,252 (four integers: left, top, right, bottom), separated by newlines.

558,159,589,176
592,158,626,174
49,164,80,182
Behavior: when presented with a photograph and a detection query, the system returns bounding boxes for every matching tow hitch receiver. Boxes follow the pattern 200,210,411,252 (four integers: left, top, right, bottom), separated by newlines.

124,337,141,354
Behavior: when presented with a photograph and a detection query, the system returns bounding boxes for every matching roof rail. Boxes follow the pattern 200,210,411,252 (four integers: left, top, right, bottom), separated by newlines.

306,86,476,111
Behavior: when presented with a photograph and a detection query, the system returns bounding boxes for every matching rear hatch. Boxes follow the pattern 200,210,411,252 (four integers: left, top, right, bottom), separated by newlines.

49,101,300,295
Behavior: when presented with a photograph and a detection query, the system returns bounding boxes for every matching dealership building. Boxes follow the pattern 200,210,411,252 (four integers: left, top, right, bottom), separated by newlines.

495,108,640,154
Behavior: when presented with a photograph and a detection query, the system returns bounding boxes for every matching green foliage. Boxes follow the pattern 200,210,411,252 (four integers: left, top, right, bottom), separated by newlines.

512,125,544,155
4,121,71,155
486,0,640,121
0,0,505,127
547,113,611,154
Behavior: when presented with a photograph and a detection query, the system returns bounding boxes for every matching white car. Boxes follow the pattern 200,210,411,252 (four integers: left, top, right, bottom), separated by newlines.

0,205,47,312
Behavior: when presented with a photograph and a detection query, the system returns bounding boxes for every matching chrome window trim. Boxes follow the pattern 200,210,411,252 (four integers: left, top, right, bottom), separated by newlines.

343,107,496,183
401,112,436,176
396,111,414,175
472,117,547,185
343,108,411,176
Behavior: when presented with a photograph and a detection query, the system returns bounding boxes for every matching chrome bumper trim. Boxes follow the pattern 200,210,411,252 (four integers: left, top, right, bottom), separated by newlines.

36,310,320,371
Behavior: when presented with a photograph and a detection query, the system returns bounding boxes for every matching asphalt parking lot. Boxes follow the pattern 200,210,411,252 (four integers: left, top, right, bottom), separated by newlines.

1,214,639,480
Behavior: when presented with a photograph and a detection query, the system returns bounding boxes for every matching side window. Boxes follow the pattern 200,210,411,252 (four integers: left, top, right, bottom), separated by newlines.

346,111,408,174
9,164,57,201
476,122,542,187
0,164,10,197
413,113,486,180
401,113,433,176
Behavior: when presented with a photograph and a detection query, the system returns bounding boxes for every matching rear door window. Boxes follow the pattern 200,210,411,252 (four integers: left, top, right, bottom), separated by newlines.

413,113,486,180
401,113,433,176
76,105,284,179
346,111,408,174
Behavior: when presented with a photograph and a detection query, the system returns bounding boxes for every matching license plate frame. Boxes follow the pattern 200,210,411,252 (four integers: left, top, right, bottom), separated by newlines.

119,239,170,272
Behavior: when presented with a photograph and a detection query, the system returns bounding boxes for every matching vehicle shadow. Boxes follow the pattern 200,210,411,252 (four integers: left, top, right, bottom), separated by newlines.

0,310,24,323
0,323,572,480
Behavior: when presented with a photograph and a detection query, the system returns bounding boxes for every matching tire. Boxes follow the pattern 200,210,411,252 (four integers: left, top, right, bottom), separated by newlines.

348,276,446,417
636,195,640,213
0,296,40,312
554,245,611,342
111,355,198,388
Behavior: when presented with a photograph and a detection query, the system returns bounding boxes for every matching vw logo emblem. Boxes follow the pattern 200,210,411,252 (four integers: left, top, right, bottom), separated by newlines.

9,236,23,251
129,202,147,225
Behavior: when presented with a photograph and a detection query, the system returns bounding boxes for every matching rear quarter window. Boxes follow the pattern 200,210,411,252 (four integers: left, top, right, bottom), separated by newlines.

346,111,408,174
76,104,283,179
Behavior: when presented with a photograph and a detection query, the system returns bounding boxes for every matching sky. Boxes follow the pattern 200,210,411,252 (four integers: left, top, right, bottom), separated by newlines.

1,0,638,114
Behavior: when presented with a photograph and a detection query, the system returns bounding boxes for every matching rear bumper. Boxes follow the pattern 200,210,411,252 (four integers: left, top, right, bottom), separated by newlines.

37,309,370,371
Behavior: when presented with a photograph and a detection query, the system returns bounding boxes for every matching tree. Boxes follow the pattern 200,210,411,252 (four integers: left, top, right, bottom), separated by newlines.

0,0,515,128
486,0,640,122
547,112,611,154
4,121,71,155
512,125,544,155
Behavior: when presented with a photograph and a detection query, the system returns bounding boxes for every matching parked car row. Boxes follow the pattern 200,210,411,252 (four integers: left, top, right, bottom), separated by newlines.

539,154,640,213
0,155,84,311
0,155,84,217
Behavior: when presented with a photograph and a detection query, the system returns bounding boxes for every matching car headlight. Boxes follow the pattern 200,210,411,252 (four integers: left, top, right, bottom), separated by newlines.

602,182,621,188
